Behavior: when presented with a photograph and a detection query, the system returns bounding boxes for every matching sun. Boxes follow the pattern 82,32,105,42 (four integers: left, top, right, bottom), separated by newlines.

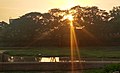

62,14,74,27
63,14,74,21
68,15,74,21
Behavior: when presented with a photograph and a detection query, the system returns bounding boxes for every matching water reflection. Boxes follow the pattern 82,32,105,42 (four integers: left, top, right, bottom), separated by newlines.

7,56,85,63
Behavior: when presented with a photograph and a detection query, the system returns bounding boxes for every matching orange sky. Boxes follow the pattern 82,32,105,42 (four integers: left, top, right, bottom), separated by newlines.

0,0,120,23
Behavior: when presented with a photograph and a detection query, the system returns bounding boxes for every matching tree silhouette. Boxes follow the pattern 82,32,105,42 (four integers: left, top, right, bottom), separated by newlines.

0,6,120,47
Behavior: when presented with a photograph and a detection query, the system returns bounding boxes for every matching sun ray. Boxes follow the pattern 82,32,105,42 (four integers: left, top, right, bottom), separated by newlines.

63,14,83,73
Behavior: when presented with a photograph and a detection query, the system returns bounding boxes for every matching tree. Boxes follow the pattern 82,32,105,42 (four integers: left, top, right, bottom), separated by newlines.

1,6,120,47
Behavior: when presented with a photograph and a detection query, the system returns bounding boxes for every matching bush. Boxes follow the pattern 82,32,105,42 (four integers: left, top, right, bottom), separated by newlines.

103,64,120,73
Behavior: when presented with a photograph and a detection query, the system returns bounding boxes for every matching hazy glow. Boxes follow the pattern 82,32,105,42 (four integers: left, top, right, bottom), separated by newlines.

0,0,120,22
67,15,74,21
63,14,74,22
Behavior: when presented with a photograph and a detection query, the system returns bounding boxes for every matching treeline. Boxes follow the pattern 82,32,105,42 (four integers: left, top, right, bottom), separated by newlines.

0,5,120,47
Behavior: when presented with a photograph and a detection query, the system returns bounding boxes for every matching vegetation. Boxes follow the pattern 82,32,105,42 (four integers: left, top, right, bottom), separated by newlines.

0,6,120,47
84,69,103,73
103,64,120,73
2,46,120,58
85,64,120,73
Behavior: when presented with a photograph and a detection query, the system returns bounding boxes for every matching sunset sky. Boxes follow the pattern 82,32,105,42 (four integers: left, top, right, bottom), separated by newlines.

0,0,120,23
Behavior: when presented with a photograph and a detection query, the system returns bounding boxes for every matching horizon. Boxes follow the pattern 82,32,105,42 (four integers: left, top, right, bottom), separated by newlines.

0,0,120,23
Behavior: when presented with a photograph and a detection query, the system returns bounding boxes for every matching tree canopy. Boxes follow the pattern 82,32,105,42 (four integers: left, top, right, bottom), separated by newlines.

0,5,120,47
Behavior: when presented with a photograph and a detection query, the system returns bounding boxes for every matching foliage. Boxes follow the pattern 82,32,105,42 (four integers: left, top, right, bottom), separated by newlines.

0,5,120,47
103,64,120,73
84,69,103,73
84,64,120,73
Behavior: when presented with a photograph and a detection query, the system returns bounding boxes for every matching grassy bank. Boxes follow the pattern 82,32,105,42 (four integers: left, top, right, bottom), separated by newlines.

1,46,120,58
